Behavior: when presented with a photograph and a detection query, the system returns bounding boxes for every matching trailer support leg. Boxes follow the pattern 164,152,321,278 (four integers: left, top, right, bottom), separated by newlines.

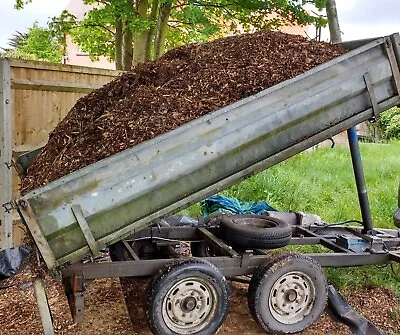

347,127,374,233
63,274,85,323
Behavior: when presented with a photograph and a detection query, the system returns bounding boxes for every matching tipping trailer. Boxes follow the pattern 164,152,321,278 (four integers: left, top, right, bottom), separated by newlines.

15,34,400,334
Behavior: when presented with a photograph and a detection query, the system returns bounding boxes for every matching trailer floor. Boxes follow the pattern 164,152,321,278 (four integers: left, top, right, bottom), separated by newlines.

1,264,399,335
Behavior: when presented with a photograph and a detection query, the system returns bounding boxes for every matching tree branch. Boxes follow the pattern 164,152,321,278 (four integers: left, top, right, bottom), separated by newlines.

67,23,116,36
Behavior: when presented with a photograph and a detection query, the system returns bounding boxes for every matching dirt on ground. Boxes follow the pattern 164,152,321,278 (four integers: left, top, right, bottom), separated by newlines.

21,31,345,193
1,262,399,335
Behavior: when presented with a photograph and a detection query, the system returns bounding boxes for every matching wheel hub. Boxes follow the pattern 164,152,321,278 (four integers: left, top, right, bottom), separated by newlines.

269,271,316,325
285,289,297,302
181,297,197,312
162,277,218,334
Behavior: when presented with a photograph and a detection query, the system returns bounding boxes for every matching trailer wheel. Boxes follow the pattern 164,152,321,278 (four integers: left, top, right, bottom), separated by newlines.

248,252,327,334
147,258,229,335
219,215,292,249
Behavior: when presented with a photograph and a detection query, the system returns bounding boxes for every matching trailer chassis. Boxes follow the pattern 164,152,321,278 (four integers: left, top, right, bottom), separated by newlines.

61,221,400,325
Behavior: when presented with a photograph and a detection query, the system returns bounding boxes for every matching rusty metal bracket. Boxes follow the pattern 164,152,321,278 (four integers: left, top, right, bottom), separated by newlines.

71,205,101,257
122,240,140,261
363,73,380,122
63,274,85,323
197,227,239,258
385,37,400,97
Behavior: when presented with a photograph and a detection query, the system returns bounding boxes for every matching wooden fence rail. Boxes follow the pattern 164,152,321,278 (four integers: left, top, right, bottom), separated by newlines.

0,58,120,250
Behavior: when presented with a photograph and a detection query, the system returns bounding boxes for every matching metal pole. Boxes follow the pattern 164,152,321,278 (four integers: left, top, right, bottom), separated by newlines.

347,127,374,232
0,59,13,250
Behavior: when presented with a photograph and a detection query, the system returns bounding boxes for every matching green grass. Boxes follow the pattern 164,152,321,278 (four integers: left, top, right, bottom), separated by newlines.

185,141,400,294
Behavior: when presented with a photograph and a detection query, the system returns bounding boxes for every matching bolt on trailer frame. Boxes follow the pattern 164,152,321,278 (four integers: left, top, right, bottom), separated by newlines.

12,34,400,332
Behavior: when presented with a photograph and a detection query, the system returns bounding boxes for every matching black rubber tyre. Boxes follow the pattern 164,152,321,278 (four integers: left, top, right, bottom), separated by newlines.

190,242,217,257
248,252,328,334
219,214,292,249
109,241,125,261
147,258,230,335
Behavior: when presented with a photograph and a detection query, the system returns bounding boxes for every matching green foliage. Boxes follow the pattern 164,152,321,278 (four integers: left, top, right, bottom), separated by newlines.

325,264,400,294
70,7,116,62
1,49,40,61
1,23,62,63
378,107,400,140
43,0,327,62
14,0,31,9
391,306,400,323
186,142,400,228
2,31,27,51
387,114,400,139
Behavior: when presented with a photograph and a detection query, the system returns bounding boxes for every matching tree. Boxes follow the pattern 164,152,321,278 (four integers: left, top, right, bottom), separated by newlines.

17,0,328,70
325,0,341,43
1,23,63,63
1,31,27,51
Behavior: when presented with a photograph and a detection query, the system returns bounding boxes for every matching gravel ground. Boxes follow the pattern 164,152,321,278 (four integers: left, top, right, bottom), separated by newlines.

1,263,399,335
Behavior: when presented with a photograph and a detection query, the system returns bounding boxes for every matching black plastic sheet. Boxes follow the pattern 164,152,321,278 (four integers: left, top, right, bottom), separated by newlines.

327,285,387,335
0,246,29,280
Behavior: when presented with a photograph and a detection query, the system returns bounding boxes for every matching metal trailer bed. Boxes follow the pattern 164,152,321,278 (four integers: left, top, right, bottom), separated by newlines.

14,34,400,334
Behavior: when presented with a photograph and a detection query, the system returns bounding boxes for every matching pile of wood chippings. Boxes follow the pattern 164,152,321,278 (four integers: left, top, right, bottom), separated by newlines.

21,31,345,193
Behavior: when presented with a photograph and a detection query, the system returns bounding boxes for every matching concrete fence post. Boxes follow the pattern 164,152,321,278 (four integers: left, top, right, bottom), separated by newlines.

0,58,13,251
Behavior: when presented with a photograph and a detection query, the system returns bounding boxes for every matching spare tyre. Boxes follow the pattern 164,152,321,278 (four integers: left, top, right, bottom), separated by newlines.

219,214,292,249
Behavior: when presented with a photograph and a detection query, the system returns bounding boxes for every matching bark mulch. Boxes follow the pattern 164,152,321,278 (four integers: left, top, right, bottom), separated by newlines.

21,31,345,194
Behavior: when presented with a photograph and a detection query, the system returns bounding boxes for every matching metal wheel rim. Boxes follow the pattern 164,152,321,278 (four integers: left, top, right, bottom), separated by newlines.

162,276,218,334
268,271,316,325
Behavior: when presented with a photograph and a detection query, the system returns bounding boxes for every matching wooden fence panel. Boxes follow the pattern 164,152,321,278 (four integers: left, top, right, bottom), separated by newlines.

1,58,119,247
11,60,120,151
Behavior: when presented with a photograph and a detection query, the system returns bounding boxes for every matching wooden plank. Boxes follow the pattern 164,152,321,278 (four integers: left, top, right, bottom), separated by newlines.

10,58,120,77
28,68,39,147
12,78,103,93
0,59,13,251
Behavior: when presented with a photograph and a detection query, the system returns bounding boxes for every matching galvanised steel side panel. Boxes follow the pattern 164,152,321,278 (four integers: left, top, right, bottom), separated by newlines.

17,35,400,269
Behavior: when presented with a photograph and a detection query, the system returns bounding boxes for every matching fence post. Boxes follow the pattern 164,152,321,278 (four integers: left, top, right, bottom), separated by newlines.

0,59,12,251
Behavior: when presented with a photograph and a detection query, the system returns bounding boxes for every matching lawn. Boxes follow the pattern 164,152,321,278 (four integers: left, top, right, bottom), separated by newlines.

186,141,400,294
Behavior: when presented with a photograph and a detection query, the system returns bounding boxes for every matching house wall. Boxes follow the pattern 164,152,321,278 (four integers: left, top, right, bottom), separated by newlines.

64,35,115,70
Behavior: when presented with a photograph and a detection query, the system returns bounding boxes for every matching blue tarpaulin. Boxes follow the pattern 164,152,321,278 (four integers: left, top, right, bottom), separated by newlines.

201,195,277,216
